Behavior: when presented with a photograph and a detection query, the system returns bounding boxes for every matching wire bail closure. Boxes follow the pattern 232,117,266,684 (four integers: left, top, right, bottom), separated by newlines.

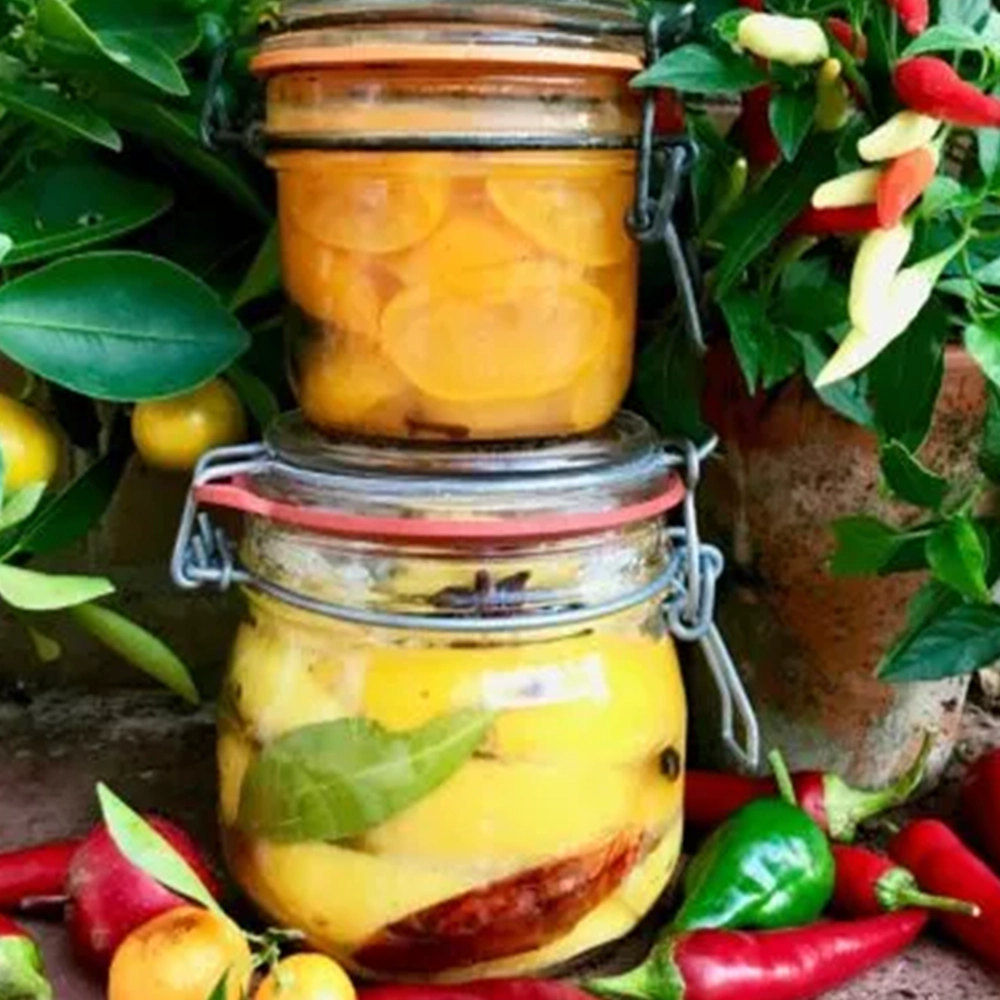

170,436,759,769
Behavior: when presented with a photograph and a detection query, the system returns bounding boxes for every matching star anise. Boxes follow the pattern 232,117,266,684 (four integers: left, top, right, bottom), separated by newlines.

429,570,532,618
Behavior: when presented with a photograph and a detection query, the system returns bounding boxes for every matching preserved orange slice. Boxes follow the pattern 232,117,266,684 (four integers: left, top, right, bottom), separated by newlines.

387,210,536,289
414,392,572,440
487,171,635,267
297,338,411,429
279,155,448,255
281,221,385,336
381,263,613,402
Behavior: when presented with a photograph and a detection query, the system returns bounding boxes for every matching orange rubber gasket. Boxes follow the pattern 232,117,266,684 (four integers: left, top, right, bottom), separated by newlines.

252,43,643,75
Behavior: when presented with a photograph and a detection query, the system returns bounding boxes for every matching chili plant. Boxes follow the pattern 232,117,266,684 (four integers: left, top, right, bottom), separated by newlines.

634,0,1000,683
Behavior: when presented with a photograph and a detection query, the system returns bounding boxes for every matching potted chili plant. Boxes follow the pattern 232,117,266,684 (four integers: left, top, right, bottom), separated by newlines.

632,0,1000,782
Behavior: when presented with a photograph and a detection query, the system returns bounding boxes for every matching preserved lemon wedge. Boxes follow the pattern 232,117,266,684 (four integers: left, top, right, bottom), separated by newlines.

381,262,613,401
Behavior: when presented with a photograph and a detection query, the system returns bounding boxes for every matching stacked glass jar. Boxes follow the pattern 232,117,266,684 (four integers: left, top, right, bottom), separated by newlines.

173,0,757,983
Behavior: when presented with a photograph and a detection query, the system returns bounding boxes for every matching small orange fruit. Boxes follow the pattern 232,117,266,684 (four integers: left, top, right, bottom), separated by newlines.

255,953,356,1000
108,906,252,1000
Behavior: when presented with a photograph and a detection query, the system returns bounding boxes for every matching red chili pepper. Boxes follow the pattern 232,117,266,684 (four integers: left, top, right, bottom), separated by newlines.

889,820,1000,971
831,844,980,918
894,57,1000,127
876,145,936,227
786,203,881,236
0,840,78,912
826,17,868,60
738,0,765,11
884,0,928,35
686,734,930,840
586,912,927,1000
959,747,1000,869
737,85,781,169
0,914,52,1000
654,90,686,135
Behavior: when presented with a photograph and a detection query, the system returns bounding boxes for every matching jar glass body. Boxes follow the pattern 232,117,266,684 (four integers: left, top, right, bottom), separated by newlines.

218,519,686,981
256,11,643,441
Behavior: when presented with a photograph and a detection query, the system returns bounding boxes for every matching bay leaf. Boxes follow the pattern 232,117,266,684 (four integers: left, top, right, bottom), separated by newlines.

238,710,494,843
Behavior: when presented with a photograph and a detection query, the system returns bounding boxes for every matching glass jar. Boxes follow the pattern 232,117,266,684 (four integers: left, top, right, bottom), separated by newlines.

252,1,646,441
173,412,696,980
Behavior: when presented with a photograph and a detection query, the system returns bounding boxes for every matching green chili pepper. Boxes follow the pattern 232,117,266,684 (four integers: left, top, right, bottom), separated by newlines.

672,767,835,932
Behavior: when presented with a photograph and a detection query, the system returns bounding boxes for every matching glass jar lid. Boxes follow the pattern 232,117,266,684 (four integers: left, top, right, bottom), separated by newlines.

193,411,683,544
254,0,644,75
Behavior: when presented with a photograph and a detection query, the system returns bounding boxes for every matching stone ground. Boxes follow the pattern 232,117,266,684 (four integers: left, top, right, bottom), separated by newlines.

3,689,1000,1000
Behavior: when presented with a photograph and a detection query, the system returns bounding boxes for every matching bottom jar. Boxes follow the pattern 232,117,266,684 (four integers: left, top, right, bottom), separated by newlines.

176,413,690,980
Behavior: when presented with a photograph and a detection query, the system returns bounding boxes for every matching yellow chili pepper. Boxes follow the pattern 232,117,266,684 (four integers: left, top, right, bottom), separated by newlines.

737,14,831,66
812,168,881,209
817,236,962,387
848,220,914,332
815,59,851,131
857,111,941,162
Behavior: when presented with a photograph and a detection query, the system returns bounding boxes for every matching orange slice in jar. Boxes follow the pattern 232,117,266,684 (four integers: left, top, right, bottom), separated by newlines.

381,262,613,402
486,168,634,268
296,336,411,430
280,220,386,337
280,153,448,255
387,210,537,289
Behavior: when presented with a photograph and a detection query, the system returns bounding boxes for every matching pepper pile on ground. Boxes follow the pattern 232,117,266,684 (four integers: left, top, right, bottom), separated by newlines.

7,744,1000,999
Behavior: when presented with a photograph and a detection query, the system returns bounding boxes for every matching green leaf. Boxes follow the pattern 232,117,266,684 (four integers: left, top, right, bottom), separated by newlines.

714,8,750,43
0,235,11,264
869,301,947,451
768,89,816,162
939,0,991,29
0,485,47,532
878,603,1000,681
965,320,1000,389
980,385,1000,484
632,44,766,94
205,973,229,1000
796,335,874,427
927,516,992,603
37,0,188,96
92,94,269,223
0,934,53,1000
0,252,250,402
227,364,280,430
97,784,221,912
73,0,201,59
0,163,172,266
0,79,120,150
773,267,849,334
69,603,199,704
9,447,129,559
712,131,839,299
0,565,113,611
633,326,710,443
758,324,802,389
921,176,967,216
238,711,495,843
901,24,987,56
829,516,929,576
980,88,1000,182
974,257,1000,286
230,224,280,311
880,441,948,510
718,290,761,391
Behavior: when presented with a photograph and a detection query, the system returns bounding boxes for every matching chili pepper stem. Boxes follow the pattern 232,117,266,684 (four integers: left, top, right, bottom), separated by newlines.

824,732,933,841
768,749,798,806
876,865,980,916
585,946,681,1000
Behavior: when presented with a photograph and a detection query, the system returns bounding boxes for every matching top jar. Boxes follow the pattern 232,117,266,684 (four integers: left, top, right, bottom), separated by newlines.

253,1,645,441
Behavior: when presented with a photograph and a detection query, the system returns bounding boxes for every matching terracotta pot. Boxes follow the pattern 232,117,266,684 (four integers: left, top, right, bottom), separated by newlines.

692,347,986,785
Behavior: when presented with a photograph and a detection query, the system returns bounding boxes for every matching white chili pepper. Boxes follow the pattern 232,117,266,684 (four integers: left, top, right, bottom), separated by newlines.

737,13,831,66
812,168,882,210
858,111,941,162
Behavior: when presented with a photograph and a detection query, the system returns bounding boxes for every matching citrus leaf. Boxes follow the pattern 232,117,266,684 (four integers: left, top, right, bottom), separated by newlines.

231,224,280,311
73,0,201,59
69,604,200,704
0,565,113,611
0,79,120,150
0,163,172,265
227,364,280,429
97,784,221,913
239,711,494,843
0,485,48,532
0,252,250,401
